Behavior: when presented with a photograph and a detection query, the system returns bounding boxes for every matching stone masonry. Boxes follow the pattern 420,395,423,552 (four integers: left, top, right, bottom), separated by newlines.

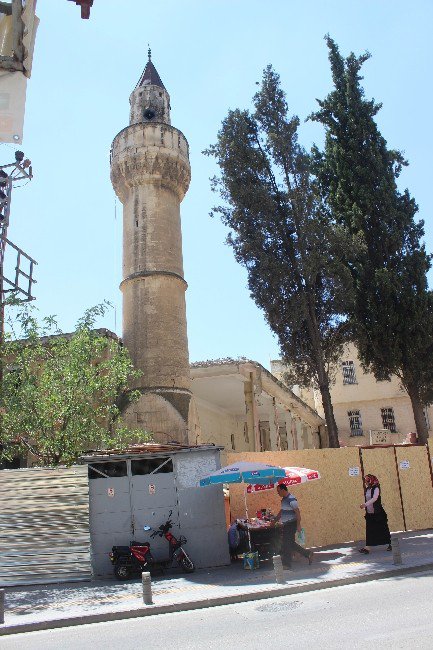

110,51,193,443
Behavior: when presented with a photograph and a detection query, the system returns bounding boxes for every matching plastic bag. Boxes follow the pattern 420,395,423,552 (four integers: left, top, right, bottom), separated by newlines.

296,527,306,546
243,551,259,570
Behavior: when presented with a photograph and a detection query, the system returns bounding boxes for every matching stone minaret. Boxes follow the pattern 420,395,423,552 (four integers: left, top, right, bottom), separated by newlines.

110,51,194,444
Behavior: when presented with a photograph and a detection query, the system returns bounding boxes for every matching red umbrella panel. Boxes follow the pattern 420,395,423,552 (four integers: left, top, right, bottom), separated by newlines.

246,466,320,493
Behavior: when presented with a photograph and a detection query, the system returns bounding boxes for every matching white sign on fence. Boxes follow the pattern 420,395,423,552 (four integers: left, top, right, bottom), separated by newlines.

349,467,360,477
400,460,410,470
107,488,115,497
149,484,155,495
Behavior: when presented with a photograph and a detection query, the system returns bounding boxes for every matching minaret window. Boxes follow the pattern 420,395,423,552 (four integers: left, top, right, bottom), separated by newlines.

143,108,155,120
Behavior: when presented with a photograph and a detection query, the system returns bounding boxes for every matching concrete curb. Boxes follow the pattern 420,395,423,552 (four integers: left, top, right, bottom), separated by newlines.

1,562,432,636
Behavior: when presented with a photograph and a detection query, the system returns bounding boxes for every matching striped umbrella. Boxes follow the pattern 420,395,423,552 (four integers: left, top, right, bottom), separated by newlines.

199,461,286,487
246,466,321,493
199,461,286,552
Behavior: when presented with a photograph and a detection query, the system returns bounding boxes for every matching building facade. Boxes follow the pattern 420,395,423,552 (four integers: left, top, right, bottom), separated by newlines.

191,359,325,462
329,343,432,445
272,343,432,446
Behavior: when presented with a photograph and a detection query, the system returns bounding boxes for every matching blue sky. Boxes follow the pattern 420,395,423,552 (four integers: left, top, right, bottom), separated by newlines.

3,0,433,368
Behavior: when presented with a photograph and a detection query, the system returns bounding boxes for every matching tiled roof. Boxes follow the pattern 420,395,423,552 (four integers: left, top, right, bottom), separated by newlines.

136,59,165,90
80,442,220,458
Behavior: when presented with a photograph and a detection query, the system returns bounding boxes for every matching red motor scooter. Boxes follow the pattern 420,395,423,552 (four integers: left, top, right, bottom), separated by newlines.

109,511,195,580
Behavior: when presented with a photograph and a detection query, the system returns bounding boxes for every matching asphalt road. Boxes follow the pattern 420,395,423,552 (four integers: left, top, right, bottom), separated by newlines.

1,572,432,649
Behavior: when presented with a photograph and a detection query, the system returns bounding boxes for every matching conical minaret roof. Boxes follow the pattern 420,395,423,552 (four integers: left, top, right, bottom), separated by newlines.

135,48,165,90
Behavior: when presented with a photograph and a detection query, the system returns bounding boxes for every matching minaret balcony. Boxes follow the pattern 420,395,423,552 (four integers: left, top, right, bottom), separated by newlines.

110,122,190,202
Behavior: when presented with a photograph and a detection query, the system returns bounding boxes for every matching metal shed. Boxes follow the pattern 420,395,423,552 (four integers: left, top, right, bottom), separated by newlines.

80,444,230,577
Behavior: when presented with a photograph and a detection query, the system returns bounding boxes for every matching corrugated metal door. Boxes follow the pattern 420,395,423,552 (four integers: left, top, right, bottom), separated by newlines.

0,465,91,586
130,456,178,562
89,456,179,576
88,459,132,577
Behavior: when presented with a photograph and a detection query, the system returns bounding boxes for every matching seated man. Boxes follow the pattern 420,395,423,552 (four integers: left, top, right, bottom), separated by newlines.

228,520,243,560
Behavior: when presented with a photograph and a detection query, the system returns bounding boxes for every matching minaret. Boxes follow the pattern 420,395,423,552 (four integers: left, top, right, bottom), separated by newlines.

110,51,194,444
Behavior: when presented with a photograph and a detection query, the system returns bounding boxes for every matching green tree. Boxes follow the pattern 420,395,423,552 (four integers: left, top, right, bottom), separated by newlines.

205,66,354,448
0,303,149,466
311,37,433,443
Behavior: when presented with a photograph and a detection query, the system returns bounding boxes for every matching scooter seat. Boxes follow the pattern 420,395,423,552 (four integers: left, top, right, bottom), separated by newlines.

129,540,149,546
112,545,130,553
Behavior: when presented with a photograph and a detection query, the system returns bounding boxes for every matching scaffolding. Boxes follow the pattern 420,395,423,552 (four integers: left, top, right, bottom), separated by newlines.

0,150,36,377
0,149,36,301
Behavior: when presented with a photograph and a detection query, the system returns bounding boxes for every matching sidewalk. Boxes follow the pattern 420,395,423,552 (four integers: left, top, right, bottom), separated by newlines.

1,530,432,636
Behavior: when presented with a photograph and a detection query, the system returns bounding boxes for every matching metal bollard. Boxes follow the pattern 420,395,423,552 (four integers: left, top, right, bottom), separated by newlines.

0,588,4,624
391,535,402,565
272,555,286,584
142,571,153,605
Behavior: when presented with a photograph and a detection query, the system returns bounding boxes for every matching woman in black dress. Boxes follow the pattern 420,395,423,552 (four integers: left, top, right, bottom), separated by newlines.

359,474,392,554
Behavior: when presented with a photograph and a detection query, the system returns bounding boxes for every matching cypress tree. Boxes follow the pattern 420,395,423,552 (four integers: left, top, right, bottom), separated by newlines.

311,37,433,443
205,66,354,448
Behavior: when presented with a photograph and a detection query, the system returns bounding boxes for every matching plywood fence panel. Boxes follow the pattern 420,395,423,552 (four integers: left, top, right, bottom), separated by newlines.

395,446,433,531
361,447,405,532
227,449,364,548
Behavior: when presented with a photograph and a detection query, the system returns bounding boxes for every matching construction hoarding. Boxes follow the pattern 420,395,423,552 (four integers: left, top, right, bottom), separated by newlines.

227,444,433,548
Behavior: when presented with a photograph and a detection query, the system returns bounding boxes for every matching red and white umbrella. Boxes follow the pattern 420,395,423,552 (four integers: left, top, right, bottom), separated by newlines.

246,466,320,493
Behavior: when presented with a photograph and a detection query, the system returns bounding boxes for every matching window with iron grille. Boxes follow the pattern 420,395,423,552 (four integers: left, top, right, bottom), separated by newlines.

348,410,363,436
381,407,397,433
342,360,357,384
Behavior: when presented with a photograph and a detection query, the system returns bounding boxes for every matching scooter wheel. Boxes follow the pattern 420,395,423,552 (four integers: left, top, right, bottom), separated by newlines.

178,552,195,573
114,563,132,580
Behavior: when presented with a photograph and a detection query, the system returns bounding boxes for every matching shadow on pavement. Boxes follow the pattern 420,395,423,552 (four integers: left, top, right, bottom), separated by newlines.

4,531,432,619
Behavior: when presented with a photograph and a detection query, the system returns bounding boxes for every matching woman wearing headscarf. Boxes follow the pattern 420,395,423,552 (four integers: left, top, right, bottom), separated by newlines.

359,474,392,554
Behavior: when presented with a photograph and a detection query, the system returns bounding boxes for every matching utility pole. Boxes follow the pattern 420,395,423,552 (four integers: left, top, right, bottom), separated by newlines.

0,149,36,408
